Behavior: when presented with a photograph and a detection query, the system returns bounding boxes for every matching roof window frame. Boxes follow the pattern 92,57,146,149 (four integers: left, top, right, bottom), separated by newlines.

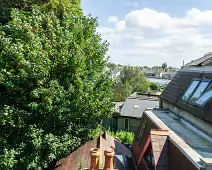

193,84,212,108
181,78,212,109
187,79,211,104
181,78,201,102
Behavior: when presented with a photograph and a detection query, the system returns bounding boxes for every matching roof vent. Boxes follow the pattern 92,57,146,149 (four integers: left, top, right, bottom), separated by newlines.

133,104,140,109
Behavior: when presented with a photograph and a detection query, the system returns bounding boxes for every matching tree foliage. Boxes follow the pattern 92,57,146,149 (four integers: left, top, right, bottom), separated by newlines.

114,66,150,101
0,0,81,25
162,62,168,70
152,66,162,70
120,66,149,92
107,62,117,71
0,0,47,25
0,0,114,169
150,82,160,91
143,66,151,70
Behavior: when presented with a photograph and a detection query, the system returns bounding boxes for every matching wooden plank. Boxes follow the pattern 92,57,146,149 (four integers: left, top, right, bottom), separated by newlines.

137,136,151,165
150,130,169,136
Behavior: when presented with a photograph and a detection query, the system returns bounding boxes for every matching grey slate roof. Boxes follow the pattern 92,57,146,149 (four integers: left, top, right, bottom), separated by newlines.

120,96,159,118
185,52,212,66
159,66,212,124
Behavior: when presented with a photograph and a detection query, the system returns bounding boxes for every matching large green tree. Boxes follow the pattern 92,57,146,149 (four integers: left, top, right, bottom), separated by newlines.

0,0,114,169
115,66,150,101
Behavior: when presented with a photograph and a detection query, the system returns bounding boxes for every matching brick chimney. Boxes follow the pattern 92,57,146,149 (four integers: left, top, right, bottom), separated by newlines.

90,148,100,170
104,148,115,170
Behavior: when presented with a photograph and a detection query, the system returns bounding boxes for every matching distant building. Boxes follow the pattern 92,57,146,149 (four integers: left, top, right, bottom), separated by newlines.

104,67,123,80
103,94,159,133
162,70,177,79
142,69,177,80
132,53,212,170
155,71,164,78
142,69,157,78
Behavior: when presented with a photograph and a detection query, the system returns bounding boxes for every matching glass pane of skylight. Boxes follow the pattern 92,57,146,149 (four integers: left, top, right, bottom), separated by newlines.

182,80,199,101
189,81,209,103
195,90,212,106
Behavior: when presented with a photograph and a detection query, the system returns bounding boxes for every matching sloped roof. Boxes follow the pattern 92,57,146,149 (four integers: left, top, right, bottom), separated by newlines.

185,52,212,66
159,66,212,124
54,132,134,170
120,96,159,118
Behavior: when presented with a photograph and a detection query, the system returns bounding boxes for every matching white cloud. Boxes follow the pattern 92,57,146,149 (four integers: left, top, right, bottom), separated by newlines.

115,21,126,32
125,8,172,29
108,16,119,23
98,8,212,67
187,8,212,25
124,8,212,30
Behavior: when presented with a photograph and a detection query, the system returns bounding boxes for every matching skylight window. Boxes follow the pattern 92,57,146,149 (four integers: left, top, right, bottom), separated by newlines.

195,90,212,106
182,80,199,101
181,79,212,108
189,81,210,103
133,104,140,109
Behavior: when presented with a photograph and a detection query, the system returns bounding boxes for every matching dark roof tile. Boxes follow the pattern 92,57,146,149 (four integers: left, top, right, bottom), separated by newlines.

160,66,212,124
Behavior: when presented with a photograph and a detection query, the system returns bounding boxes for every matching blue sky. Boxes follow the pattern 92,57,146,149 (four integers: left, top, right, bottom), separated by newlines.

82,0,212,68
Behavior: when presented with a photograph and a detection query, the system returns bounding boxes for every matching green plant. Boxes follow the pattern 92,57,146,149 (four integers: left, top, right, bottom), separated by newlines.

78,160,83,170
99,162,104,169
106,130,135,144
114,163,117,169
88,125,103,139
0,0,114,169
162,62,168,70
150,82,160,91
89,127,135,144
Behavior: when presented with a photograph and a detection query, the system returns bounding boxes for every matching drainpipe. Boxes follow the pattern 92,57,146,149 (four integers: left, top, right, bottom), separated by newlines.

104,148,115,170
90,148,100,170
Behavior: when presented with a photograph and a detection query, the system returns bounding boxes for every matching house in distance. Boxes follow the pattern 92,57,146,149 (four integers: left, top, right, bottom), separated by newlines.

103,93,159,133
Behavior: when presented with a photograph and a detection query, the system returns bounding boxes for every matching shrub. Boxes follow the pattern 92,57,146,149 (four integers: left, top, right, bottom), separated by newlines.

150,82,160,91
89,127,135,144
107,130,135,144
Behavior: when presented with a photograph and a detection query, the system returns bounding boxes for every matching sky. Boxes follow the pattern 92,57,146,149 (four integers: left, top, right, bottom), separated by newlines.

82,0,212,68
